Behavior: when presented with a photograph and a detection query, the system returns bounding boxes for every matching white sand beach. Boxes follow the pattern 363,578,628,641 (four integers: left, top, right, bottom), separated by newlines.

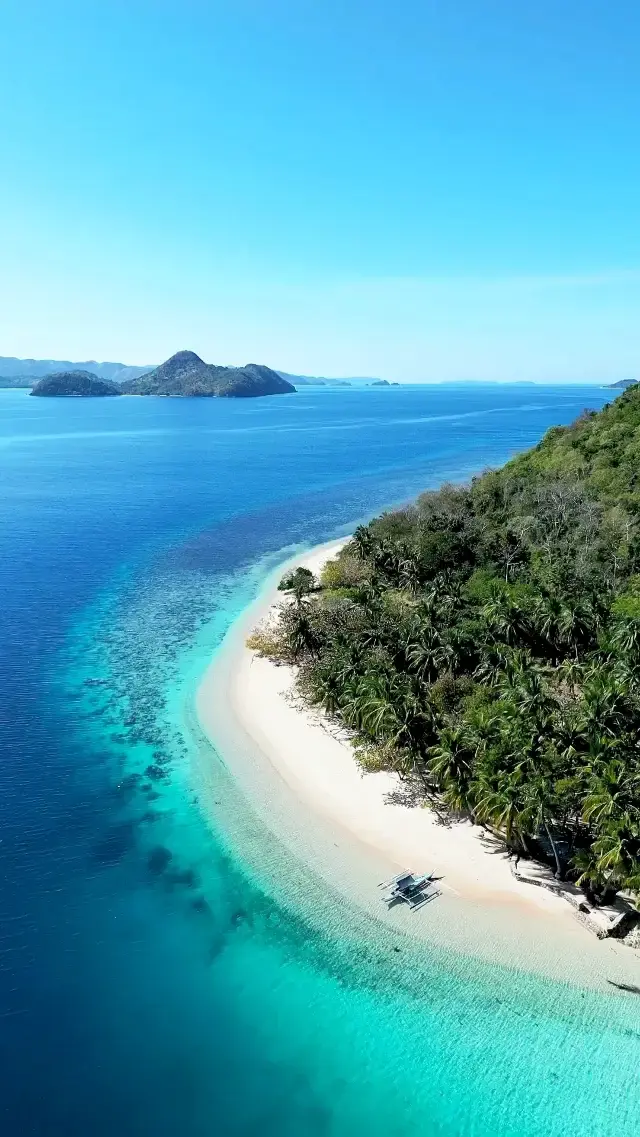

197,539,640,988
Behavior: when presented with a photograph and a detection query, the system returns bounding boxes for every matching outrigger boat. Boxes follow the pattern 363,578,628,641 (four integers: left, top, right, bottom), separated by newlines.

379,869,437,910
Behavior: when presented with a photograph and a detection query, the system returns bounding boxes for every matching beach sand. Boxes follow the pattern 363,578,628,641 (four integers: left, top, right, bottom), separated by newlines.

197,539,640,990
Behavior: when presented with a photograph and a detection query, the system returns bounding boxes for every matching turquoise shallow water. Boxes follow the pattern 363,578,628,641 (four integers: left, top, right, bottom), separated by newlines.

1,384,638,1136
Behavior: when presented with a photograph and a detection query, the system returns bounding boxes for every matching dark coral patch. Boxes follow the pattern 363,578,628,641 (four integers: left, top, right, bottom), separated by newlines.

144,764,167,781
92,820,136,866
191,896,210,914
147,845,173,875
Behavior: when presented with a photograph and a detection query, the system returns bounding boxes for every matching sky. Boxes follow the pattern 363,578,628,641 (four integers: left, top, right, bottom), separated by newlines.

0,0,639,381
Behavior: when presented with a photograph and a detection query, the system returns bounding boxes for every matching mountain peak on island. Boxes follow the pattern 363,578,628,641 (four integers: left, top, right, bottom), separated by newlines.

129,350,211,394
161,350,207,370
122,351,296,398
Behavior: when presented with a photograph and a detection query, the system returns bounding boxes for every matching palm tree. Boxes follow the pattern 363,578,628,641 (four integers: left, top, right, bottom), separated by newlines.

574,818,640,900
611,616,640,664
310,667,344,715
523,775,565,878
398,554,423,595
582,759,640,827
287,605,320,660
558,598,596,659
482,592,528,648
474,646,512,687
428,726,474,811
406,626,445,684
352,525,374,561
531,595,566,664
473,770,529,853
354,577,383,615
342,670,431,765
579,667,630,740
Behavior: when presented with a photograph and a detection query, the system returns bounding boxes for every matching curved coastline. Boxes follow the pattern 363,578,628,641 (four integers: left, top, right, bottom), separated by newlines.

196,539,640,992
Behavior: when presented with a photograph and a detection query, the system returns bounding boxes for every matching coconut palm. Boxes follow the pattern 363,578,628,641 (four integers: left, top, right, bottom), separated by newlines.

406,626,446,684
583,760,640,827
558,597,597,659
611,616,640,663
428,726,474,811
531,594,566,664
472,770,529,853
286,605,320,660
482,592,528,648
352,525,374,560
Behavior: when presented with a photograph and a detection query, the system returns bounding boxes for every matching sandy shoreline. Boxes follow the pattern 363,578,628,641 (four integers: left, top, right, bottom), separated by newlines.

196,539,640,989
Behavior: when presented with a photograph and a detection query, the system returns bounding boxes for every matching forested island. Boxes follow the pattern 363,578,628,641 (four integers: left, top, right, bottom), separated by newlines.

22,352,296,399
30,371,122,397
122,351,295,397
252,385,640,907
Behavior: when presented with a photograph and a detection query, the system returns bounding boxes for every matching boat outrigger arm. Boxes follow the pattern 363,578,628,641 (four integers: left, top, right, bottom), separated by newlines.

378,869,437,910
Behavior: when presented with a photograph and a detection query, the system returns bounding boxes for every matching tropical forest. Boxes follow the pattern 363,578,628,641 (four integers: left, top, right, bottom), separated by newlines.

250,386,640,904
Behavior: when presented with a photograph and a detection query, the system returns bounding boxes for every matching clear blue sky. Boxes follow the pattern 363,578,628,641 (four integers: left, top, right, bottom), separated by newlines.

1,0,639,380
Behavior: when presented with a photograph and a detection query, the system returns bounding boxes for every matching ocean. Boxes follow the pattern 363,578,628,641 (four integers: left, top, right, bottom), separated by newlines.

1,382,638,1137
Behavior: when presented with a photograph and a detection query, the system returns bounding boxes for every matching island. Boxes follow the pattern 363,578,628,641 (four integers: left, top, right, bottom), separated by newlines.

278,370,378,387
30,371,122,397
0,354,152,385
121,350,296,398
607,379,639,389
246,384,640,940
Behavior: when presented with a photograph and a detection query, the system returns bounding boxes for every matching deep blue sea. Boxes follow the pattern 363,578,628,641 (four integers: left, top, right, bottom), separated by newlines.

1,383,638,1137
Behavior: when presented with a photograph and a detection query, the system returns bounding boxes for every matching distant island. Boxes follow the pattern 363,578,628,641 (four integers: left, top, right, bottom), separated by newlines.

0,355,390,391
277,371,395,387
0,355,151,385
1,352,295,397
122,351,296,398
30,371,122,397
607,379,639,390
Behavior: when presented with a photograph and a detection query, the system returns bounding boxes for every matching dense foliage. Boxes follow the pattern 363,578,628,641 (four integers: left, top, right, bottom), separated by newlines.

255,388,640,902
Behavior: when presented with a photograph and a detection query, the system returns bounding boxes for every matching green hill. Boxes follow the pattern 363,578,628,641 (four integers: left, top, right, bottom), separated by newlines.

256,387,640,904
122,351,296,397
30,371,122,397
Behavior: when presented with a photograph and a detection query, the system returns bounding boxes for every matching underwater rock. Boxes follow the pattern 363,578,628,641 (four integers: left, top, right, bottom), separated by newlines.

144,764,167,781
117,773,141,791
92,820,137,866
191,896,210,914
147,845,173,875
